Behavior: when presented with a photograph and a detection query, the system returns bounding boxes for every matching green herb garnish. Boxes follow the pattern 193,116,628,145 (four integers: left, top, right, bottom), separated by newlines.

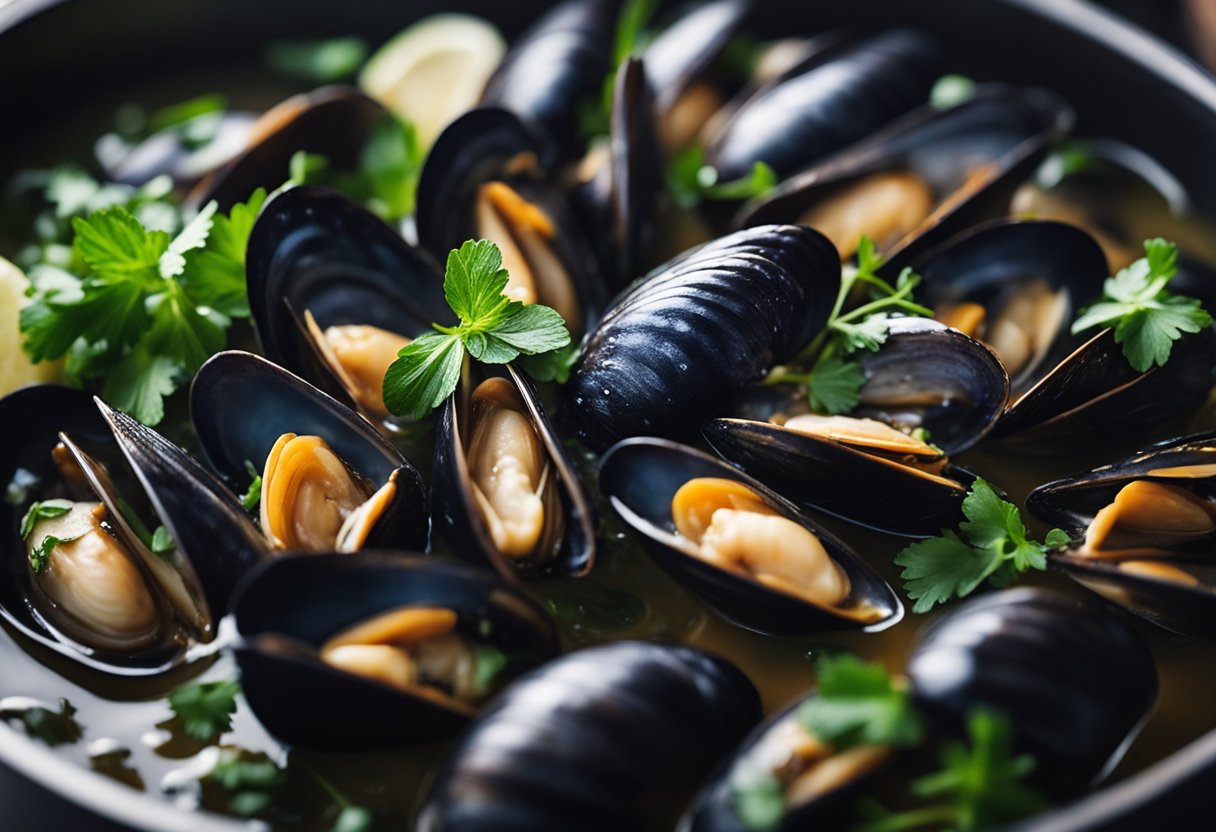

1,699,83,747
894,479,1069,613
242,460,263,512
209,751,286,817
856,709,1046,832
1071,238,1212,372
732,771,785,832
798,654,924,750
382,239,571,419
667,145,777,210
19,189,266,426
29,532,82,573
264,37,369,83
358,114,425,221
766,235,933,414
150,525,174,555
580,0,658,139
168,678,240,742
929,74,977,109
19,498,73,539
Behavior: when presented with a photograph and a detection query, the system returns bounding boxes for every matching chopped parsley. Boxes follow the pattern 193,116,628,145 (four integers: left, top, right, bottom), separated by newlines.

766,235,933,414
168,678,240,742
19,498,73,538
19,189,267,426
798,654,923,750
1072,237,1212,372
382,239,571,419
667,145,777,210
151,524,175,555
242,460,263,512
209,751,286,817
894,479,1069,613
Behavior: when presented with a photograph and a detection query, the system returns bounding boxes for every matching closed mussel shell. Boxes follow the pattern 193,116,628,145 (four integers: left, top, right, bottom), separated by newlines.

704,318,1006,537
231,552,558,750
415,640,761,832
598,438,902,635
190,351,428,552
1027,431,1216,638
906,588,1157,799
432,363,596,580
564,224,839,451
245,185,449,423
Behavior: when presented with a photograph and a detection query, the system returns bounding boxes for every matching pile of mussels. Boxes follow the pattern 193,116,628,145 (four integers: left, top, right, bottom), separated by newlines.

3,0,1216,829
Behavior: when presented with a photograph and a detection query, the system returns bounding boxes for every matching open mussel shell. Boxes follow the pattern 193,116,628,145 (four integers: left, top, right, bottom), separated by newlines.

564,224,840,452
433,362,595,581
907,587,1157,799
985,325,1216,455
416,640,761,832
190,350,428,551
703,29,941,182
191,86,385,210
0,388,260,676
911,219,1108,394
478,0,614,162
1027,431,1216,638
738,86,1073,267
102,111,257,190
598,438,902,635
231,552,558,751
245,184,449,421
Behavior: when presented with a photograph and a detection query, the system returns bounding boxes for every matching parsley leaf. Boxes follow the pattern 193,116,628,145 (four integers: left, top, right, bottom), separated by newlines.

2,699,83,747
168,678,240,742
360,115,425,221
208,751,286,817
264,36,368,83
382,240,573,419
29,534,77,573
732,771,785,832
242,460,263,513
894,479,1066,613
666,145,777,210
798,654,924,750
516,341,581,383
151,525,174,554
20,498,73,539
805,354,866,415
1072,238,1212,372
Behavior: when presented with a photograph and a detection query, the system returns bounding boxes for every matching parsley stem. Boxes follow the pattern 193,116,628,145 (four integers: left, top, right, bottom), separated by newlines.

835,296,934,326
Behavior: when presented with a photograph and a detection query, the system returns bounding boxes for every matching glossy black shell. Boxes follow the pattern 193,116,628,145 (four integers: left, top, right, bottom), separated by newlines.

478,0,614,161
643,0,752,116
245,185,449,414
231,552,559,751
703,29,941,182
907,588,1157,799
563,224,840,451
598,437,902,634
190,350,429,551
415,640,761,832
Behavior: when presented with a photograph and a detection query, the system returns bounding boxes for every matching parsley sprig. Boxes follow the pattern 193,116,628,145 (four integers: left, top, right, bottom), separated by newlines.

798,654,924,750
894,479,1069,613
19,190,266,426
382,240,571,419
667,145,777,210
208,750,286,817
1072,238,1212,372
168,678,241,742
856,709,1046,832
765,236,933,414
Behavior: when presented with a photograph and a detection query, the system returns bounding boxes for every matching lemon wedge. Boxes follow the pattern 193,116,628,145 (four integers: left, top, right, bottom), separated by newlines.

0,258,64,395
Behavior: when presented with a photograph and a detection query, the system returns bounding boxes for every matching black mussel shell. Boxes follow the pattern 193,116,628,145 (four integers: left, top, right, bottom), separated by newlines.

231,552,558,750
985,325,1216,455
738,87,1072,269
415,640,761,832
598,438,902,634
432,363,596,581
907,588,1157,799
245,185,449,415
563,224,840,451
190,351,428,551
912,219,1108,394
1027,431,1216,638
703,29,941,182
643,0,752,116
478,0,615,161
191,87,385,210
708,318,1007,527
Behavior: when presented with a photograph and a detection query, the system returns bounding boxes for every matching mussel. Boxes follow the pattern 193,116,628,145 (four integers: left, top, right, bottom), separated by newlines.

737,87,1073,266
0,387,266,675
432,362,596,580
415,640,761,832
563,224,840,451
704,318,1008,537
913,219,1108,395
190,350,429,553
906,588,1157,798
598,438,902,634
231,552,558,750
702,29,941,182
245,185,449,426
416,106,604,337
1027,431,1216,638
